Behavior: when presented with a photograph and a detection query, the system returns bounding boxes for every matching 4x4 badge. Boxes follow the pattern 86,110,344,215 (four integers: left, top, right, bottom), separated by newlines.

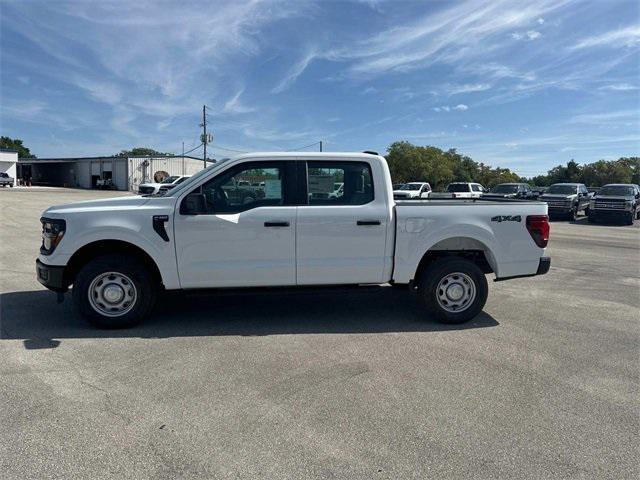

491,215,522,222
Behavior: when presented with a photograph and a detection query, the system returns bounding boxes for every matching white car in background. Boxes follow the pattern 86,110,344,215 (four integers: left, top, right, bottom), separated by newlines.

393,182,432,199
138,175,191,195
431,182,486,199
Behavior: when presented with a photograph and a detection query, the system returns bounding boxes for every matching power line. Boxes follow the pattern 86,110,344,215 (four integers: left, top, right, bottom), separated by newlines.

182,143,203,155
286,141,322,152
212,144,249,153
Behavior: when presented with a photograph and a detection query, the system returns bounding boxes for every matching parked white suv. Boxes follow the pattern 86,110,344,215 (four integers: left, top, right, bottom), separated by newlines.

393,182,432,199
37,152,550,328
431,182,486,199
138,175,191,195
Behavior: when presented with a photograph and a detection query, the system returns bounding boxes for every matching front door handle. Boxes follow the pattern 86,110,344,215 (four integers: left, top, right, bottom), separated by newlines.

357,220,381,226
264,221,290,227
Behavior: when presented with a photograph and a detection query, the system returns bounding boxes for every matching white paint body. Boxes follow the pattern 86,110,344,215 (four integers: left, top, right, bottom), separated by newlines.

39,153,548,290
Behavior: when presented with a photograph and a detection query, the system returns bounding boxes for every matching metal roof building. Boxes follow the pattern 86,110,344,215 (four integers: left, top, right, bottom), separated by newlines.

18,155,208,191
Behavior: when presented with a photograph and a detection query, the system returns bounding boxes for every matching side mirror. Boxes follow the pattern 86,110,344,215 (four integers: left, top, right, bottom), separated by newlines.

180,192,207,215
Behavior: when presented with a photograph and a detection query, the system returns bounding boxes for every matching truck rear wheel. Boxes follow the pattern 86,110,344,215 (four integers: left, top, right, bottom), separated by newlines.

418,258,488,324
72,254,157,328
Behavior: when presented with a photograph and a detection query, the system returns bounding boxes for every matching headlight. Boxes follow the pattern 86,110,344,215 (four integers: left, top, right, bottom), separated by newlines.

40,217,66,255
589,200,595,208
626,200,633,209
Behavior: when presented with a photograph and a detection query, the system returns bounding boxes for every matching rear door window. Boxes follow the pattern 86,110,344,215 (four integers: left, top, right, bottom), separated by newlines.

306,161,374,205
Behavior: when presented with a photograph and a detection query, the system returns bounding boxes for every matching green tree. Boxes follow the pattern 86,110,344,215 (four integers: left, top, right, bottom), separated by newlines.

385,141,520,190
527,157,639,187
0,136,36,158
116,147,172,157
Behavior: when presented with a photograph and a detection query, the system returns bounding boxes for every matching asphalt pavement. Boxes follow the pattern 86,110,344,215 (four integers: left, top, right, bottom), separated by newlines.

1,188,638,479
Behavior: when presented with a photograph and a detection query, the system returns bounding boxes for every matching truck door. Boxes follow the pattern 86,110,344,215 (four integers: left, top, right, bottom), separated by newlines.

296,160,390,285
173,161,297,288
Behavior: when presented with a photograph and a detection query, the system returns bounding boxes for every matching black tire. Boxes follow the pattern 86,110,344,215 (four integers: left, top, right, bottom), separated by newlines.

72,254,157,328
569,205,578,221
626,212,635,226
417,258,488,324
584,206,590,216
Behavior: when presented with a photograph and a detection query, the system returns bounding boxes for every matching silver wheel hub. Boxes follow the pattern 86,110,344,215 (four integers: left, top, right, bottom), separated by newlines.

88,272,137,317
436,272,476,313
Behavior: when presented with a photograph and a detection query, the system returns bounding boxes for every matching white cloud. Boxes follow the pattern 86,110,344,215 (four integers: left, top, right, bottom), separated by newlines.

537,17,545,24
434,104,468,112
341,0,571,74
223,89,255,114
272,52,318,94
446,83,492,95
570,25,640,50
511,29,542,41
527,30,541,40
570,110,638,125
598,83,639,91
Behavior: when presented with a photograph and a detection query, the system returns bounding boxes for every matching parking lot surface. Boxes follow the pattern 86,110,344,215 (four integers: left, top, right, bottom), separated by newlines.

1,188,638,479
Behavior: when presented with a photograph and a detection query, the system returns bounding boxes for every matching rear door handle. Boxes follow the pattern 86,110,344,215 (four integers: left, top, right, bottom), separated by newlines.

357,220,381,226
264,221,290,227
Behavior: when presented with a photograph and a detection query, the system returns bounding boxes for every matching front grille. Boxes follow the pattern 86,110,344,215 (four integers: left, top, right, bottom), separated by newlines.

594,200,626,210
138,186,155,194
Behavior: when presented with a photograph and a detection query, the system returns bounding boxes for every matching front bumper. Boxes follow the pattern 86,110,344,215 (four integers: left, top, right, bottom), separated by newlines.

589,209,632,220
495,257,550,282
36,259,67,292
547,206,572,215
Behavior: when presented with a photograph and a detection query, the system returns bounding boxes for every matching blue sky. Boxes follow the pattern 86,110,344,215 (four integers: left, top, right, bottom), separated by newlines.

1,0,638,176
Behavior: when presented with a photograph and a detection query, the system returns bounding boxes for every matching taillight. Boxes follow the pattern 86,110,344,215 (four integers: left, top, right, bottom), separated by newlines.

526,215,549,248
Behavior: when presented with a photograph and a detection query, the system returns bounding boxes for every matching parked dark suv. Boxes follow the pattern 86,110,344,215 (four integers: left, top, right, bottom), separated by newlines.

588,184,640,225
539,183,591,220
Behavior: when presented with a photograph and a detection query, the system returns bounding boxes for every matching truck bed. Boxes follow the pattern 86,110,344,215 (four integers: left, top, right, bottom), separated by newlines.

391,197,548,282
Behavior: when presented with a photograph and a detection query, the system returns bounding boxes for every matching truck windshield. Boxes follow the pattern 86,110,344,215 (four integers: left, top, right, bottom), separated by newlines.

491,185,519,193
599,186,634,196
447,184,470,192
400,184,421,190
161,176,180,184
547,185,577,194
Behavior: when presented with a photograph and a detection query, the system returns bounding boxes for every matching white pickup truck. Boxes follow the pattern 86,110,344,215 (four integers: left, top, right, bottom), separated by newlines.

37,152,550,328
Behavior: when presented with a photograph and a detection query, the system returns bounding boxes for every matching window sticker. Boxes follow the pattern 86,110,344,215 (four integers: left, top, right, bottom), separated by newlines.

308,174,335,193
264,179,282,199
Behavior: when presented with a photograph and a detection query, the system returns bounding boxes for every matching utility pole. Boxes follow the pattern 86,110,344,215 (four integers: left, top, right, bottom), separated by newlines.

319,141,323,152
202,105,207,168
182,141,185,175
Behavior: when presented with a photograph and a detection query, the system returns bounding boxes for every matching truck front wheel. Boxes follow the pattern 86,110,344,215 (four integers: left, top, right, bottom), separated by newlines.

72,254,157,328
418,258,488,324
